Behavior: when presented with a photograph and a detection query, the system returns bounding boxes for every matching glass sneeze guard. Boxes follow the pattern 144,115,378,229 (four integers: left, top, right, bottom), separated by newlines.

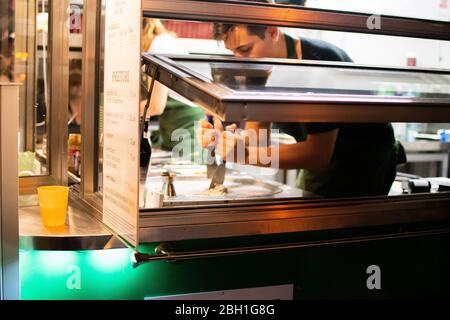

142,54,450,123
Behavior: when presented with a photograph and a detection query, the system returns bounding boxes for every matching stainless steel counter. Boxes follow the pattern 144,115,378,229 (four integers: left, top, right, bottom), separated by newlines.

19,198,126,250
401,140,450,177
141,166,311,209
402,140,450,152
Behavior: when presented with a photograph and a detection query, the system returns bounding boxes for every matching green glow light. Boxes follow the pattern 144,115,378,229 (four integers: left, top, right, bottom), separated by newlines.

37,251,78,275
86,248,131,272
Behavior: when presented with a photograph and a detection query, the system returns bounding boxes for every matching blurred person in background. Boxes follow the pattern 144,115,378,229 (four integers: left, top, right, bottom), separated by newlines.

68,70,82,134
141,18,204,152
0,31,14,82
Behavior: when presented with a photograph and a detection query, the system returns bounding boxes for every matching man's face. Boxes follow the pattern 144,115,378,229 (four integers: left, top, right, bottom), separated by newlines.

223,25,278,58
69,84,82,98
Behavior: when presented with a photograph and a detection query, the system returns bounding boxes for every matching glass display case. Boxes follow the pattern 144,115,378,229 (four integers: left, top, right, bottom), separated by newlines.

79,0,450,255
14,0,450,300
10,0,449,255
10,0,448,264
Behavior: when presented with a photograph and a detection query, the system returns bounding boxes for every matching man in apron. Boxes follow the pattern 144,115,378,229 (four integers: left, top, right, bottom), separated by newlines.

141,18,205,154
197,19,406,198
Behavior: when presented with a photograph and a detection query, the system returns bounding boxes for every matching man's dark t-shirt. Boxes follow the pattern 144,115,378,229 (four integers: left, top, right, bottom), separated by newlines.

274,35,398,198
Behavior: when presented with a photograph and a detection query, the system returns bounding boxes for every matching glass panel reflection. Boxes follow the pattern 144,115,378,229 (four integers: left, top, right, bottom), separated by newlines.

68,0,83,180
35,0,50,174
7,0,51,177
178,59,450,99
224,0,450,22
304,0,450,22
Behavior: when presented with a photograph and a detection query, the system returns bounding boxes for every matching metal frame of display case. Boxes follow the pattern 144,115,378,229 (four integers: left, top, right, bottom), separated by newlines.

137,193,450,242
5,0,73,298
142,0,450,40
142,53,450,123
81,0,100,198
77,0,103,220
18,0,70,194
76,0,450,257
1,84,20,299
15,0,37,155
135,54,450,246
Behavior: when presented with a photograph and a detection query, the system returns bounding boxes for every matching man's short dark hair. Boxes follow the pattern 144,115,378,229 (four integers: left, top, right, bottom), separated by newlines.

212,0,306,41
213,23,268,41
213,0,272,41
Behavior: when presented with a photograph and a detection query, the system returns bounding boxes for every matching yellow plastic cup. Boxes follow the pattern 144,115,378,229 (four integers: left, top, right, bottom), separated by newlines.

37,186,69,227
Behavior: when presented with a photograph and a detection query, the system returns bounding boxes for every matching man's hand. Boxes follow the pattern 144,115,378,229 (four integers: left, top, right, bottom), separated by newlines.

217,124,247,163
196,119,248,163
196,119,223,149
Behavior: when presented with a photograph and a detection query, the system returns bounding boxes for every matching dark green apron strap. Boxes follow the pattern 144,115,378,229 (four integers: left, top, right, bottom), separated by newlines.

284,34,298,59
394,140,407,165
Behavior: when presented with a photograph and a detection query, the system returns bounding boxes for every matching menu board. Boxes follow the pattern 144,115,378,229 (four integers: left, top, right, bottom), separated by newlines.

103,0,140,247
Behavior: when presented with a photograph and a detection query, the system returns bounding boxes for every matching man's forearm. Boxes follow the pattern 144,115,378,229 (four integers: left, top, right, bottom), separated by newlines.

240,142,332,170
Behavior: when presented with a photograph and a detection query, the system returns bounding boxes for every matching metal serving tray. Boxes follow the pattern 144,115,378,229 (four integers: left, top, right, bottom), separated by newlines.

141,169,308,208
